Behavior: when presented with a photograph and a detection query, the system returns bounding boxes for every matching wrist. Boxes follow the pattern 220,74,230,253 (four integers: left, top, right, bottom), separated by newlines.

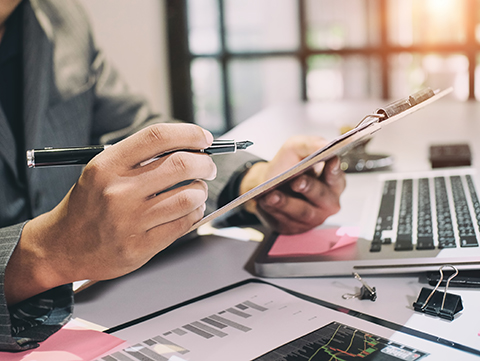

5,215,70,305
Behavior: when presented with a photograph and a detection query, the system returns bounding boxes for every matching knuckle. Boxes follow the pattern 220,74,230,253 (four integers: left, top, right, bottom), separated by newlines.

145,124,167,144
175,191,194,210
299,207,316,223
82,161,108,186
168,152,190,175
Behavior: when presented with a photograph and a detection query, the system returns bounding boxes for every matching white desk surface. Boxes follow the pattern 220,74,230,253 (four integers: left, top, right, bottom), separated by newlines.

74,99,480,358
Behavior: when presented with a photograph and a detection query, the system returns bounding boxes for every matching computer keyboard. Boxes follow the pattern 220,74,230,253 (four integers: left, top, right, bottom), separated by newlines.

371,175,480,252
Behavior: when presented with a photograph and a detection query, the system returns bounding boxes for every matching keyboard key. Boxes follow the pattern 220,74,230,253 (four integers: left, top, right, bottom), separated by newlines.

370,241,382,252
438,238,456,248
416,237,435,250
460,236,479,247
382,238,392,245
395,239,414,251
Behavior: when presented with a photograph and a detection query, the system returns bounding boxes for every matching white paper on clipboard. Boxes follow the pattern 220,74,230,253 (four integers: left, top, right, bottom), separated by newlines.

188,87,453,234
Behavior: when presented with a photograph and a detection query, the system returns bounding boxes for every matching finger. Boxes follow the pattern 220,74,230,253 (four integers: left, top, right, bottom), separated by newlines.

132,152,217,198
289,174,338,209
145,204,206,252
111,203,207,274
141,180,208,231
269,136,328,172
311,161,326,177
282,136,329,159
322,156,346,195
256,199,315,235
105,123,214,169
258,190,326,227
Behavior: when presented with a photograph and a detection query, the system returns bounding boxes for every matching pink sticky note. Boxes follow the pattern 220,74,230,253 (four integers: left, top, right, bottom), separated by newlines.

268,226,359,257
0,319,125,361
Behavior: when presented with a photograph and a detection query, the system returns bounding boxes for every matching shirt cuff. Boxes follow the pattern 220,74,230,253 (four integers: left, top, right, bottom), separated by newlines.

4,284,73,351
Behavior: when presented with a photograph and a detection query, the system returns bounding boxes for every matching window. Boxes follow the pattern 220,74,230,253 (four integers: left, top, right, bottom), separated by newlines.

167,0,480,135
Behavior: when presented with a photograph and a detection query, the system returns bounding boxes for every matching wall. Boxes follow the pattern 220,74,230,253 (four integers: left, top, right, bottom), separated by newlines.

78,0,171,116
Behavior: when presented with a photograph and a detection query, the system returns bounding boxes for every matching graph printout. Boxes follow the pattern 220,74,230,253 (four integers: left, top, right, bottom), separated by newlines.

253,321,428,361
95,282,462,361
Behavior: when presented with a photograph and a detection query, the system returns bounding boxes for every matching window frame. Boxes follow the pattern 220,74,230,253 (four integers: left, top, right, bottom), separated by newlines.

167,0,480,133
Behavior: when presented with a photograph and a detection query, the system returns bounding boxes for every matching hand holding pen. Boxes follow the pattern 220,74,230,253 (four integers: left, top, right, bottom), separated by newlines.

14,124,235,302
27,139,253,168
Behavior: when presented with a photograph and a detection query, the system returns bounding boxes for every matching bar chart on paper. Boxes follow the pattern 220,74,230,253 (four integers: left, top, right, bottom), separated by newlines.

101,300,271,361
96,282,434,361
97,282,327,361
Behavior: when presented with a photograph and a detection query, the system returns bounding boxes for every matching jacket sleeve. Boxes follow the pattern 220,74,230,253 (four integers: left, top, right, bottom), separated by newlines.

0,0,264,352
0,223,73,351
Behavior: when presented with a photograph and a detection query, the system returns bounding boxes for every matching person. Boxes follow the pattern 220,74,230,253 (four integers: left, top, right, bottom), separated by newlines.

0,0,346,351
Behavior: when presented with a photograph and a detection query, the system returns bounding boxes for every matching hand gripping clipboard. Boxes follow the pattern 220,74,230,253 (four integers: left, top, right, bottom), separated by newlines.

75,88,451,294
187,87,453,234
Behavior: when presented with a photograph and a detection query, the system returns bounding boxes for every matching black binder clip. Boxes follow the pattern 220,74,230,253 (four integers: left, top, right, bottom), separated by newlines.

413,265,463,321
342,272,377,301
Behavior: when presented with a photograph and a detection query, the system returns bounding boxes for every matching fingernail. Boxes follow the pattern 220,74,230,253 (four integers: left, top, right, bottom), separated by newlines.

203,129,214,144
330,157,341,174
293,177,307,192
266,192,281,206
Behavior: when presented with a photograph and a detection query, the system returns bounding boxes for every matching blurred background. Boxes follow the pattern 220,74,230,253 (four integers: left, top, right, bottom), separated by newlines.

80,0,480,136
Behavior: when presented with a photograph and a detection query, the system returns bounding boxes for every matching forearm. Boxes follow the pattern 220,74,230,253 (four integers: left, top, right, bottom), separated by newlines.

4,216,69,306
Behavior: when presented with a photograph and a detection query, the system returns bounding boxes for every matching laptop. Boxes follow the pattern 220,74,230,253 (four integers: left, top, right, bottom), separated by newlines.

253,167,480,276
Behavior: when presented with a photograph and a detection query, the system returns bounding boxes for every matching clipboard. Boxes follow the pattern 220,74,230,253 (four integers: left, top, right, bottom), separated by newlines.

100,278,479,360
188,87,453,234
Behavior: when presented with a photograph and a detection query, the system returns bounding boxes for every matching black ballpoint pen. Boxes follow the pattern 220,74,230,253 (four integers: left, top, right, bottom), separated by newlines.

26,140,253,168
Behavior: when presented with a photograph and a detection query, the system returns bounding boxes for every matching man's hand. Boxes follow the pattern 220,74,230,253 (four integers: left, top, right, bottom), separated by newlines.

240,136,346,234
5,124,216,304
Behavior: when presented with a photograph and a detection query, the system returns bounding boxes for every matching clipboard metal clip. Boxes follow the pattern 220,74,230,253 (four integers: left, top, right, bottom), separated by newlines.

413,265,463,321
355,88,436,129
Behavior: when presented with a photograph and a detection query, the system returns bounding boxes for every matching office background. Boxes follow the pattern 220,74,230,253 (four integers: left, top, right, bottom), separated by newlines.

80,0,480,134
65,2,480,358
79,0,172,118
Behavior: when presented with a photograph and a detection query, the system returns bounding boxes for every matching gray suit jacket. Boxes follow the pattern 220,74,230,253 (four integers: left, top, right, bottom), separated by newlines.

0,0,260,351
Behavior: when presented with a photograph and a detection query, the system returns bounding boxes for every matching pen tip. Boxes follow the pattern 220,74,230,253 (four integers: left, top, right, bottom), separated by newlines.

236,140,253,150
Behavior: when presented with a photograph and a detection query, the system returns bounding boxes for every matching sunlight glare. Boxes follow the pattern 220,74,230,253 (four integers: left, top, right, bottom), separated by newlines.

425,0,455,16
